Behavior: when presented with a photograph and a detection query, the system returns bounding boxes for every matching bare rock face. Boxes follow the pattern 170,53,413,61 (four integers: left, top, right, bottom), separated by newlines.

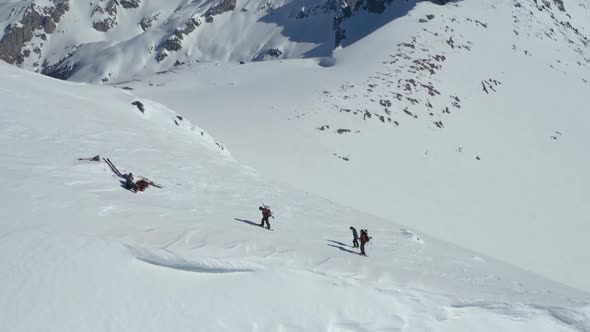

156,18,201,61
93,19,117,32
140,12,160,31
91,0,119,32
120,0,141,9
205,0,237,18
0,0,70,65
552,0,565,12
334,0,461,45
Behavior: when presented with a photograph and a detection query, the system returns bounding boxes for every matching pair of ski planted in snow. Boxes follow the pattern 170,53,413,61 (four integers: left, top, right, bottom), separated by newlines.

102,157,163,189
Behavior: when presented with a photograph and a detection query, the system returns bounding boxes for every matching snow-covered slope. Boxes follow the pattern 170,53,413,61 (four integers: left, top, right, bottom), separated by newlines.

1,60,590,331
123,0,590,293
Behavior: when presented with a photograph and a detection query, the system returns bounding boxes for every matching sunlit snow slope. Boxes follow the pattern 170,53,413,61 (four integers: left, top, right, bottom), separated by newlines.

1,62,590,331
126,0,590,292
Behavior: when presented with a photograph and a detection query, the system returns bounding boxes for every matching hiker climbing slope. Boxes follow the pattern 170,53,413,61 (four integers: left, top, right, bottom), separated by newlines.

259,206,272,229
359,229,370,256
350,226,359,248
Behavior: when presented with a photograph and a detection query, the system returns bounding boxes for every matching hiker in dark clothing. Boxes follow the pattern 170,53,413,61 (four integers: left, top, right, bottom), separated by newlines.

124,173,135,191
350,226,359,248
259,206,272,229
359,229,369,256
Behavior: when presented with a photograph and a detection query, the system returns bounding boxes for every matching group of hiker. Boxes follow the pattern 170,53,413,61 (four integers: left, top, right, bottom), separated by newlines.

256,207,371,256
350,226,371,256
81,155,373,257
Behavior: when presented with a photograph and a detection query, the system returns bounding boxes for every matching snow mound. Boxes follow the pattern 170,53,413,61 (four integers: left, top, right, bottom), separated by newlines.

400,229,424,244
126,245,261,273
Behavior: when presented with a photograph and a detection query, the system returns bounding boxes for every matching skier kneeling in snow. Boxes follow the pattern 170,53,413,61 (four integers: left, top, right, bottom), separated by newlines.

259,206,272,229
350,226,359,248
359,229,370,256
124,173,136,191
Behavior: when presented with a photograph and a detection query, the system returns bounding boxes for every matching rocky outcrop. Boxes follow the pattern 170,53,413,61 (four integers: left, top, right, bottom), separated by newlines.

156,18,201,62
253,48,283,61
0,1,69,65
205,0,237,19
334,0,461,45
91,0,118,32
552,0,565,12
140,13,160,31
120,0,141,9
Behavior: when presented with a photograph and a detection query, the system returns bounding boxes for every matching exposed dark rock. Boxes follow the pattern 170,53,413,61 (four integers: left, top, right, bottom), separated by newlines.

379,99,392,107
155,52,168,62
140,13,159,31
158,18,200,55
267,48,282,57
105,0,118,16
91,0,118,32
161,37,182,52
552,0,565,11
132,101,145,113
120,0,141,9
93,18,117,32
421,0,461,5
205,0,236,17
0,1,70,64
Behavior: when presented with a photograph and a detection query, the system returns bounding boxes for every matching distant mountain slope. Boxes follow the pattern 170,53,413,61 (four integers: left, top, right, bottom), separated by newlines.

0,0,453,83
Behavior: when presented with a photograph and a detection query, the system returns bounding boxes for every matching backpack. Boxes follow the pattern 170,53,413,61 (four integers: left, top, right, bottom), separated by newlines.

360,229,369,242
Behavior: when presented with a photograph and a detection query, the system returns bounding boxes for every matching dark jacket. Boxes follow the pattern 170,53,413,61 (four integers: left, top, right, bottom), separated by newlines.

350,227,358,240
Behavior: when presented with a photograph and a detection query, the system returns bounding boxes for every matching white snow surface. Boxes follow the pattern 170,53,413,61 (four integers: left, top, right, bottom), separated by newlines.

2,0,590,330
1,58,590,330
124,0,590,293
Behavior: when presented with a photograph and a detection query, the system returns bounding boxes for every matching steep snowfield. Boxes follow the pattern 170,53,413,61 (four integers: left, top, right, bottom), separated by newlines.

125,0,590,292
1,61,590,331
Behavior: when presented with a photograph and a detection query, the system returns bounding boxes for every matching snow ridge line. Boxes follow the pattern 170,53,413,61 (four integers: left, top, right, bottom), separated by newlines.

450,301,590,331
124,244,261,273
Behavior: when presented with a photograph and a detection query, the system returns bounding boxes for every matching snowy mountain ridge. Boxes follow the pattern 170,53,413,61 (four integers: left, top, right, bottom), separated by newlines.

0,0,446,83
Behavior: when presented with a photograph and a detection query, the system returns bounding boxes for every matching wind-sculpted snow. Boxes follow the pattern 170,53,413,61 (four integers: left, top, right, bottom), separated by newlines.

126,245,261,273
450,302,590,332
